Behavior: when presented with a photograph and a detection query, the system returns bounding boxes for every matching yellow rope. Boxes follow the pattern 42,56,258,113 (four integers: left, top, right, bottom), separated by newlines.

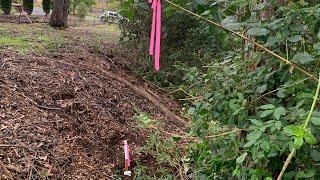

163,0,320,83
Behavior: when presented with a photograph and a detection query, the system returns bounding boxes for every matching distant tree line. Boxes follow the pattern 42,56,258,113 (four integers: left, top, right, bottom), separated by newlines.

0,0,51,15
0,0,94,28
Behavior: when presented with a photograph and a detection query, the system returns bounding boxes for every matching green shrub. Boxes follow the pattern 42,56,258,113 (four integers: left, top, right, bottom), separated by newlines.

120,0,320,179
42,0,50,15
23,0,33,15
0,0,12,15
76,2,88,20
119,1,221,87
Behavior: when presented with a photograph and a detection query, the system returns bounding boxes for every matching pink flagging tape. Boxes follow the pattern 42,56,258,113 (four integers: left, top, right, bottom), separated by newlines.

149,0,156,56
149,0,162,71
155,0,161,70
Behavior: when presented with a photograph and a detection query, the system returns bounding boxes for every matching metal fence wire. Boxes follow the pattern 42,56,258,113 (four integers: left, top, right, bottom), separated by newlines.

0,5,123,27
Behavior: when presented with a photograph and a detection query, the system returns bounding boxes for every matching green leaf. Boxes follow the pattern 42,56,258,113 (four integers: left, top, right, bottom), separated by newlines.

260,109,274,118
136,2,149,11
249,119,263,127
187,107,195,115
293,137,304,149
260,104,276,110
236,152,248,164
287,35,302,43
273,107,286,120
276,90,286,98
200,10,210,16
256,84,267,94
195,0,207,5
283,125,304,137
311,150,320,161
221,16,240,31
247,131,262,142
265,177,272,180
304,131,316,145
296,169,316,178
199,109,209,116
172,135,181,142
311,117,320,126
260,139,271,152
248,27,270,36
268,18,284,30
243,140,255,147
265,36,282,47
313,43,320,51
292,52,315,64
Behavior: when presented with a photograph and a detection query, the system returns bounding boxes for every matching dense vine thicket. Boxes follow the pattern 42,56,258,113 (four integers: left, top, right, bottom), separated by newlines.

42,0,51,15
23,0,33,15
0,0,12,15
120,0,320,179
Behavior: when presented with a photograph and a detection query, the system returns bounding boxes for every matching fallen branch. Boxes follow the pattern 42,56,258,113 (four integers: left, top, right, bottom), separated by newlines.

55,61,188,127
12,3,33,24
0,144,26,148
149,124,243,141
18,91,61,111
0,85,61,111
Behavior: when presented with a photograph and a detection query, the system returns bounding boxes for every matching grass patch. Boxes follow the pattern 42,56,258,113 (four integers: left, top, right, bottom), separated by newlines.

0,36,30,53
72,24,120,42
0,23,120,54
0,36,27,46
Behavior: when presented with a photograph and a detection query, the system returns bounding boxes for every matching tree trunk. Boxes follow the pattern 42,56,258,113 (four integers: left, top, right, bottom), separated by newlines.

260,0,273,21
260,0,288,21
50,0,69,28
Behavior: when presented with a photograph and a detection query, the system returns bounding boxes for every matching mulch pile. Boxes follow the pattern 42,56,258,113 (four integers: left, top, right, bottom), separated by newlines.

0,33,183,179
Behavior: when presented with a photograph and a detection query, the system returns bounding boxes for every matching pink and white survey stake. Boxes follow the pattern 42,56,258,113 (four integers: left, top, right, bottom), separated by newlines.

123,140,130,171
149,0,162,71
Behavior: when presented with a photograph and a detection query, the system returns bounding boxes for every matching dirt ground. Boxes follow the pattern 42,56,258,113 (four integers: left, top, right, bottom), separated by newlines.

0,23,184,179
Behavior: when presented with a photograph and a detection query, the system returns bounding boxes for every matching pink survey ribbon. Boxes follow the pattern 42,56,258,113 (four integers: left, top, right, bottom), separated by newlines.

124,140,130,167
149,0,162,71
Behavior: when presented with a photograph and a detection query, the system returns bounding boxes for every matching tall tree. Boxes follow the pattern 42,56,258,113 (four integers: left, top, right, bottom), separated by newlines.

42,0,51,15
50,0,69,28
23,0,33,15
0,0,12,15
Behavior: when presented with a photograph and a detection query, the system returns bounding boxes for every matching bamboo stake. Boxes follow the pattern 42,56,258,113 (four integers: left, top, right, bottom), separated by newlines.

164,0,319,83
277,74,320,180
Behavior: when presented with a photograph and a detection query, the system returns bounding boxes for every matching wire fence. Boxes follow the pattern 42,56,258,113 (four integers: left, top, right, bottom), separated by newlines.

0,14,115,27
90,7,107,14
68,15,104,27
0,9,115,27
0,5,121,26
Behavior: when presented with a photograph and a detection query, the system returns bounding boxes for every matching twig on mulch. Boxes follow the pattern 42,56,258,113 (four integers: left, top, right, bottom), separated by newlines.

18,91,61,111
0,85,61,111
0,144,27,148
0,160,14,180
1,58,9,68
28,152,37,180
